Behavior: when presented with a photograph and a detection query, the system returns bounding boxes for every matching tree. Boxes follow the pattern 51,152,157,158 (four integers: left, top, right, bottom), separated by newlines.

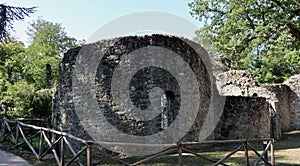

0,40,29,117
0,19,80,118
25,18,80,89
0,4,36,41
0,39,26,84
189,0,300,83
27,19,78,56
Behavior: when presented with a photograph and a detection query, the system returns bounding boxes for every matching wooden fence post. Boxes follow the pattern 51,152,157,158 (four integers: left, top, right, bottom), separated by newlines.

244,140,250,166
270,140,275,166
15,122,19,146
60,135,65,166
87,142,92,166
38,129,44,160
263,141,269,166
1,119,5,141
178,143,183,166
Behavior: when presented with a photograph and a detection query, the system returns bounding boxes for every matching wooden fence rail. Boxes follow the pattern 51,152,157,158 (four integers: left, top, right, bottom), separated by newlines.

1,118,88,166
0,118,275,166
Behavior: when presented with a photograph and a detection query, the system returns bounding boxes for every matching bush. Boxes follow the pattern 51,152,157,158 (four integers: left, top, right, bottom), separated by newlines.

1,80,53,119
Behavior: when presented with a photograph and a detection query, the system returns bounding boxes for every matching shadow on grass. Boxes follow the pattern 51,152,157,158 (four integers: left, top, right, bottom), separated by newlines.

275,131,300,150
93,145,272,166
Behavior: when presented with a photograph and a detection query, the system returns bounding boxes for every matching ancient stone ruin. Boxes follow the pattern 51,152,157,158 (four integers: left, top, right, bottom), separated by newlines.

216,70,300,138
53,35,219,155
52,35,300,154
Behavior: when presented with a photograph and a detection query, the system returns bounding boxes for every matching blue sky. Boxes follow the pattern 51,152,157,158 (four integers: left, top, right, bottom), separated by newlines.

2,0,203,43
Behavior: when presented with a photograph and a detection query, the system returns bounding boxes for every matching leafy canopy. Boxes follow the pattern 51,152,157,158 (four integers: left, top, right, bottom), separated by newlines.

25,19,80,89
27,19,78,57
189,0,300,83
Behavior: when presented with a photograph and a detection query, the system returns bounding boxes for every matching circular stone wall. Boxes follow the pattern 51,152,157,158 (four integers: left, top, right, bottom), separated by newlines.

52,34,223,156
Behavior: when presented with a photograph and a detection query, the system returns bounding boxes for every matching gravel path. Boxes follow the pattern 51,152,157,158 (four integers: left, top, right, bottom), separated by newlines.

0,149,31,166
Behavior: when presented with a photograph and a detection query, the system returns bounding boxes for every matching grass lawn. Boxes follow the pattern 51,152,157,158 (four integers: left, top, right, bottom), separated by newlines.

273,130,300,165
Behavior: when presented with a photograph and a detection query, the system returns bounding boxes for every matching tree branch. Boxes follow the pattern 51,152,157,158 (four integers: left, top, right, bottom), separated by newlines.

207,8,225,15
270,0,285,10
293,9,300,16
0,4,36,41
245,11,255,29
287,24,300,41
236,36,258,54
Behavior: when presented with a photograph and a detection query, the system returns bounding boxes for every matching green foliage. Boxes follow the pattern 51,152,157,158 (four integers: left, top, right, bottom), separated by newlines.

0,40,26,83
22,50,61,89
31,89,53,119
27,19,78,56
24,19,80,89
1,80,52,119
189,0,300,83
0,19,80,118
5,80,35,117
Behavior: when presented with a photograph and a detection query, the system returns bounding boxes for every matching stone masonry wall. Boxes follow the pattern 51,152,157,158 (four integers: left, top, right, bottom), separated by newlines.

217,70,300,132
53,35,298,151
52,47,91,140
216,70,281,135
263,85,291,132
284,75,300,130
53,35,213,148
213,96,270,140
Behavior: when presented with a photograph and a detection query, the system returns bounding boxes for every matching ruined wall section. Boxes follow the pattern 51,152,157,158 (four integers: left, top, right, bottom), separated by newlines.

216,70,283,135
216,70,300,132
213,96,270,139
52,36,298,146
263,85,291,131
216,70,259,97
53,35,213,146
284,74,300,130
52,47,92,141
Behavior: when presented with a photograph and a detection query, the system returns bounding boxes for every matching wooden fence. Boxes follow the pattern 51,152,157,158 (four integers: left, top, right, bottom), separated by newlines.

0,118,275,166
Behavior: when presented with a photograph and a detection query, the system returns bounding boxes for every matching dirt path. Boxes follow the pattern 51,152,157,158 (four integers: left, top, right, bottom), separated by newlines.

0,149,32,165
